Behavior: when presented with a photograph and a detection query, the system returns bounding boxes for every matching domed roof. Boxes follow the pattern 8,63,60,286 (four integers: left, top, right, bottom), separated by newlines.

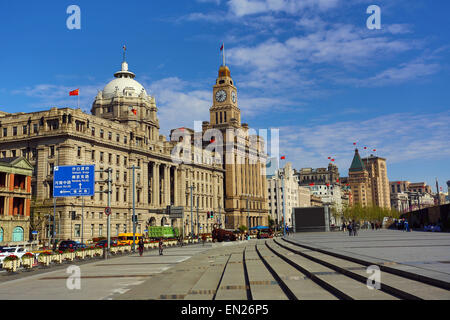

102,61,148,99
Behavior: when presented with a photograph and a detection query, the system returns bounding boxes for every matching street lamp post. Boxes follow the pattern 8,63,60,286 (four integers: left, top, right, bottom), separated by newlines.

127,165,141,252
189,184,195,238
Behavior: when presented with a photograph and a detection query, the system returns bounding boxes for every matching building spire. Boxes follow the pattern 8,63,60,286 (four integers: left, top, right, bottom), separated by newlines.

123,45,127,63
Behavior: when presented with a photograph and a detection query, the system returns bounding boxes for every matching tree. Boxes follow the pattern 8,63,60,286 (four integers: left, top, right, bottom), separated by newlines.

238,225,247,234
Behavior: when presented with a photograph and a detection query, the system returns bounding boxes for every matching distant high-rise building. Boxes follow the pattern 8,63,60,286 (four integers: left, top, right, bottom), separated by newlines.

362,154,391,209
348,149,373,207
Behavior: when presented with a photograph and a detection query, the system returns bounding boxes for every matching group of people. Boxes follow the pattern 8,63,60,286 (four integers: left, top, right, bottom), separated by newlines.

342,220,358,236
394,218,410,232
137,237,164,256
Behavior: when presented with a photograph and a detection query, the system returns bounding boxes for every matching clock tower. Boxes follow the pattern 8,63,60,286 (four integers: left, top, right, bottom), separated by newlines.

210,65,241,128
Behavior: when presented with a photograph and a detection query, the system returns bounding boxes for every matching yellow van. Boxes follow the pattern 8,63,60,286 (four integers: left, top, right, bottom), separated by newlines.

117,233,143,245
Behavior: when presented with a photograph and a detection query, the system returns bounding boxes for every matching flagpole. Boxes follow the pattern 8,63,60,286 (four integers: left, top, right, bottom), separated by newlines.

223,43,225,66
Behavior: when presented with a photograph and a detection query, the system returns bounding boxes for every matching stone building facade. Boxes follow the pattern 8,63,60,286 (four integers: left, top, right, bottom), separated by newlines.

348,149,391,209
295,163,340,186
0,60,225,244
266,162,308,229
362,154,391,209
201,64,268,229
0,157,33,245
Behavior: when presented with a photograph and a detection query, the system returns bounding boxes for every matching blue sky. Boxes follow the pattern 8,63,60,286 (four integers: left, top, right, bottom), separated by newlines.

0,0,449,192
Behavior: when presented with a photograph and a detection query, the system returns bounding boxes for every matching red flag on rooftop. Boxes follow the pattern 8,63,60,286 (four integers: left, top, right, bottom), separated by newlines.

280,156,285,160
69,89,79,96
220,43,224,51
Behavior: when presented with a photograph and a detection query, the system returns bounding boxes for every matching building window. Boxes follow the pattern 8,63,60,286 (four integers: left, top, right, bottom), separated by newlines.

116,155,120,165
13,127,17,136
108,132,112,140
91,224,94,237
91,127,95,136
124,136,127,144
116,134,120,143
100,152,104,162
2,128,6,137
100,129,104,139
124,157,127,166
23,125,27,134
91,150,95,161
99,224,103,237
108,153,112,164
124,189,127,202
74,224,81,237
77,147,81,158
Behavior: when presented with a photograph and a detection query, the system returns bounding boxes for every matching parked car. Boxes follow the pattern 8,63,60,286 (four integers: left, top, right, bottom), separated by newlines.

58,240,81,251
0,247,29,267
95,239,117,248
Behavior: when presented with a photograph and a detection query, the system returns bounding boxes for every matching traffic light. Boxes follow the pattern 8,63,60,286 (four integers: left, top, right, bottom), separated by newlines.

210,211,214,219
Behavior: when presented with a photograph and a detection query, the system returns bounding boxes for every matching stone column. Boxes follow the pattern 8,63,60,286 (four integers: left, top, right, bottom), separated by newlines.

153,163,160,207
173,166,178,205
165,165,170,206
180,168,186,207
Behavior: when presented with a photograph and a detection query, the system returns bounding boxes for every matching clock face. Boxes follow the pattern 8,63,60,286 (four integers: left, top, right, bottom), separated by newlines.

215,90,227,102
231,91,237,103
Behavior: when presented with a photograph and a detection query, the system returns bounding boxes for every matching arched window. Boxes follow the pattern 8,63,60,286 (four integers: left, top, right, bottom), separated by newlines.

12,226,24,242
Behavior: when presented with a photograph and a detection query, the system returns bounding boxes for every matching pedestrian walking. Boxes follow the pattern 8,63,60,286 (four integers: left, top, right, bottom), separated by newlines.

341,222,346,232
352,220,358,236
202,233,207,246
138,237,144,257
348,222,353,236
159,238,164,255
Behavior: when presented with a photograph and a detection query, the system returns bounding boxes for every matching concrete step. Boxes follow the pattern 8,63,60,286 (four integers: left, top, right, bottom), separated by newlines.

266,240,397,300
214,251,248,300
244,245,288,300
256,243,337,300
277,239,450,300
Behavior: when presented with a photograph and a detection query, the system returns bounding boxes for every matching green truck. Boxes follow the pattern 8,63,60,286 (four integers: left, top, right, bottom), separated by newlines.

147,226,180,239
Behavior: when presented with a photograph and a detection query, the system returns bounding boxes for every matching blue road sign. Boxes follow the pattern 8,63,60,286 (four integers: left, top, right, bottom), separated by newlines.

53,165,95,197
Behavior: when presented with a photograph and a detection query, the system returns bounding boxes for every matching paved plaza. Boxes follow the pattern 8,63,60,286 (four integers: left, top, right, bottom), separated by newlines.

288,229,450,283
0,230,449,300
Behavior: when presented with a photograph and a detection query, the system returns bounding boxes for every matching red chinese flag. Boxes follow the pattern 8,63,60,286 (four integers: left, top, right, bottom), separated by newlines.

280,156,286,160
69,89,79,96
328,157,331,159
353,142,356,145
309,183,315,186
364,147,367,149
397,181,401,184
220,43,224,51
373,149,376,152
331,159,335,161
132,109,137,115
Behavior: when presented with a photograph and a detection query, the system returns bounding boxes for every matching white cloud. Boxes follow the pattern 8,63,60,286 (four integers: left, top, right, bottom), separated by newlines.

227,0,341,17
278,111,450,173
